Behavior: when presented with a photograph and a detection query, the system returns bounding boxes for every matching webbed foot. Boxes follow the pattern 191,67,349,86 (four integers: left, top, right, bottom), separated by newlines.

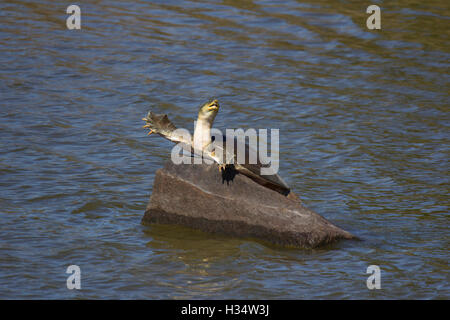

142,113,159,136
141,112,177,139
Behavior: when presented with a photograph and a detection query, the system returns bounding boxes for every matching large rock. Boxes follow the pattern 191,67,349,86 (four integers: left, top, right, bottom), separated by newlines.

142,161,355,248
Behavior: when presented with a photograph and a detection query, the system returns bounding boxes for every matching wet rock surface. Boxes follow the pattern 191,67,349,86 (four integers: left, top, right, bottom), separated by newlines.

143,161,355,248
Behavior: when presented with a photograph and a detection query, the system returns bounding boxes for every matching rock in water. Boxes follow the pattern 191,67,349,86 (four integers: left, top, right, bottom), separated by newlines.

142,161,355,248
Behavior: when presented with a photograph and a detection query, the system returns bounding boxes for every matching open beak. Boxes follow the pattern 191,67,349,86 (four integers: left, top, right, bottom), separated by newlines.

208,103,219,111
207,99,219,111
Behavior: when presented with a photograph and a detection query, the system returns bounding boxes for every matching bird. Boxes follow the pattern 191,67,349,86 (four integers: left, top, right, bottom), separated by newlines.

142,99,291,196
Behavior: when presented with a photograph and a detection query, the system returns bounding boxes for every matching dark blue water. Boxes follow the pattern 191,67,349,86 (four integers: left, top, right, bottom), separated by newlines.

0,0,448,299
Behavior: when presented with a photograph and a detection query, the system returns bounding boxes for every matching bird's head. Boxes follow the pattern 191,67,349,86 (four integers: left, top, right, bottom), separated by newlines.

197,99,220,124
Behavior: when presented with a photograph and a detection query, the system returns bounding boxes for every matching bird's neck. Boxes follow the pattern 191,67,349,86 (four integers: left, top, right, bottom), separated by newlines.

193,118,212,151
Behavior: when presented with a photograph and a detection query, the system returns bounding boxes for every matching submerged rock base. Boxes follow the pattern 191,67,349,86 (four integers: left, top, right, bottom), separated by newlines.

142,161,354,248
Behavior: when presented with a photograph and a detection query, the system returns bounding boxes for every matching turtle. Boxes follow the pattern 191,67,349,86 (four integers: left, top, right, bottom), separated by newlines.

142,99,291,196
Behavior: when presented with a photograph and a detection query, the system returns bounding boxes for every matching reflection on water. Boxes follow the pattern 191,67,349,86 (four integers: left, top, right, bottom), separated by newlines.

0,0,448,299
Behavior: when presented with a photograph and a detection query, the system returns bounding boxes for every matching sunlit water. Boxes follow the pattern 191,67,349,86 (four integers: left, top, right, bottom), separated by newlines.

0,0,448,299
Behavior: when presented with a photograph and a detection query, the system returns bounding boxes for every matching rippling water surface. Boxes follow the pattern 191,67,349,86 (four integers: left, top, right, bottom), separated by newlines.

0,0,449,299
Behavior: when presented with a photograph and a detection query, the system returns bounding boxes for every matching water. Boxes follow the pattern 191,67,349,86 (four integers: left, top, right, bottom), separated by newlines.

0,0,448,299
